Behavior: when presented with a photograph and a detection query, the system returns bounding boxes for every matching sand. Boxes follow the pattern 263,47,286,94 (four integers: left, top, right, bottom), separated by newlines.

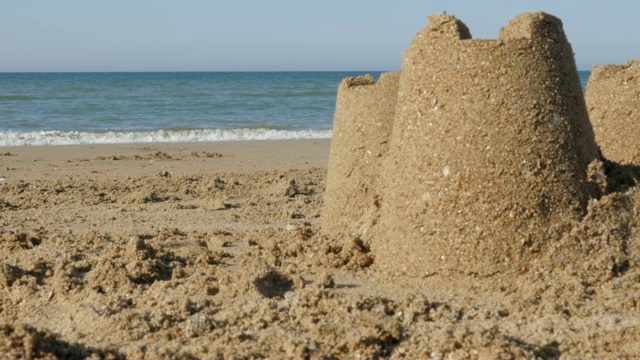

322,72,399,242
3,11,640,359
586,60,640,165
0,139,639,358
349,13,601,278
322,14,620,288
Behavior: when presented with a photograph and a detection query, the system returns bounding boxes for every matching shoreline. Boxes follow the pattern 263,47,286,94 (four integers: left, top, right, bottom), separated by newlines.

0,139,331,182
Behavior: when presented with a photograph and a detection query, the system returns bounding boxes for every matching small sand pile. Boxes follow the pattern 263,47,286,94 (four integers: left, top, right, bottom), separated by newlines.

586,60,640,164
0,323,120,359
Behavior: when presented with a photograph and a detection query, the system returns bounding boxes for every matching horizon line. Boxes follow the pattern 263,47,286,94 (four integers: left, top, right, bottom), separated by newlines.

0,69,394,74
0,68,594,74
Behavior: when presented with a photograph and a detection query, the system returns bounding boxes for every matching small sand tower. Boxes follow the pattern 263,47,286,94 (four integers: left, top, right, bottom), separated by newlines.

322,72,400,240
372,12,600,276
586,60,640,164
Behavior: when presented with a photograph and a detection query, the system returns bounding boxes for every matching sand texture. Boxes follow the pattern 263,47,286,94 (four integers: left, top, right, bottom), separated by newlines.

586,60,640,164
1,140,640,358
3,12,640,359
324,12,602,278
322,72,399,242
0,141,640,359
379,12,601,277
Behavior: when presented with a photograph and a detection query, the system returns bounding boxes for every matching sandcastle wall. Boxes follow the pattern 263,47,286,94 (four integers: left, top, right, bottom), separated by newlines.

323,12,602,277
586,60,640,164
375,12,600,276
322,72,400,241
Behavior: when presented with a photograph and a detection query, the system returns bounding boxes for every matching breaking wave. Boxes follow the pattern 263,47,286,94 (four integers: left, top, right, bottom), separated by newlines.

0,128,332,146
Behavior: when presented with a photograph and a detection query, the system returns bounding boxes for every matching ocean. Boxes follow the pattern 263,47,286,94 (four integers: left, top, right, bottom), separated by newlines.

0,71,591,146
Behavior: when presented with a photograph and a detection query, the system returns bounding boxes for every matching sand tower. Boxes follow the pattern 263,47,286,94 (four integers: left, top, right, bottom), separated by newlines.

322,72,400,240
372,12,600,276
586,60,640,164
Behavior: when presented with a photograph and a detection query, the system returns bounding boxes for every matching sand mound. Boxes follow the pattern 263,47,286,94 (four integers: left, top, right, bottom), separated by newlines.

586,60,640,164
0,323,120,359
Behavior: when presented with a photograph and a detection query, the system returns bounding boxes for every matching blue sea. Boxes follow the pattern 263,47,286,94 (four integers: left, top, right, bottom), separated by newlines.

0,71,591,146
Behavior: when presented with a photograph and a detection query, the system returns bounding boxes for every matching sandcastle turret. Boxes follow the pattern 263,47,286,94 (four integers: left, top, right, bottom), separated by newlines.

375,12,600,276
322,72,400,240
586,60,640,164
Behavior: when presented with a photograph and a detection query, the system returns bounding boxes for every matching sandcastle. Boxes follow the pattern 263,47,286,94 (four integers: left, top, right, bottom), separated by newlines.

323,12,601,276
586,60,640,164
322,72,400,240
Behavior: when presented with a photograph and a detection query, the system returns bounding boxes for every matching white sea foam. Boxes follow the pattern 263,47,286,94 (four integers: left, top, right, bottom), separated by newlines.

0,128,332,146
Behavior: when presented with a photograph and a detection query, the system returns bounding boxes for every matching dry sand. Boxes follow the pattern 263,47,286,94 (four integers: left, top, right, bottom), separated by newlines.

372,12,601,278
587,60,640,165
322,72,399,242
1,139,640,358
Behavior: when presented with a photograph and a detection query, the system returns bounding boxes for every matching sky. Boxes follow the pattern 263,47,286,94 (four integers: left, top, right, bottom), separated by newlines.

0,0,637,72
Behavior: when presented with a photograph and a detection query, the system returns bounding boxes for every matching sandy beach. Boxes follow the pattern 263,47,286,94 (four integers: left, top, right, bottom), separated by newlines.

0,139,331,181
4,2,640,357
0,139,638,358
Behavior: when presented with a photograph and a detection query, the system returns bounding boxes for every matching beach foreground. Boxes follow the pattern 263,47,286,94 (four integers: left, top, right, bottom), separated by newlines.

1,140,640,358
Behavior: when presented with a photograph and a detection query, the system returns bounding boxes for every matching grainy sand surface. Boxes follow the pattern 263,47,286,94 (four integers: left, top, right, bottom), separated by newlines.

587,60,640,165
1,139,640,359
2,12,640,360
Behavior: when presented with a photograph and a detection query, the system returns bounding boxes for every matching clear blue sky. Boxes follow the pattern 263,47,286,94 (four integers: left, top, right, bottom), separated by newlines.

1,0,636,72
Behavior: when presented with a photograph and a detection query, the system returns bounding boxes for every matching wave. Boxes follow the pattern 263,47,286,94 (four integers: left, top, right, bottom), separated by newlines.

0,128,332,146
0,95,36,101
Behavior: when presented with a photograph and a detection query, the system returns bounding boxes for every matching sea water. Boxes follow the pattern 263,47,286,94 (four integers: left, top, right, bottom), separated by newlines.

0,71,591,146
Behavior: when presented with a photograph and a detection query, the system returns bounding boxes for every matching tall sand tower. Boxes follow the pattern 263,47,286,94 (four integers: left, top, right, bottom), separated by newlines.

322,72,400,241
586,60,640,164
374,13,600,276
